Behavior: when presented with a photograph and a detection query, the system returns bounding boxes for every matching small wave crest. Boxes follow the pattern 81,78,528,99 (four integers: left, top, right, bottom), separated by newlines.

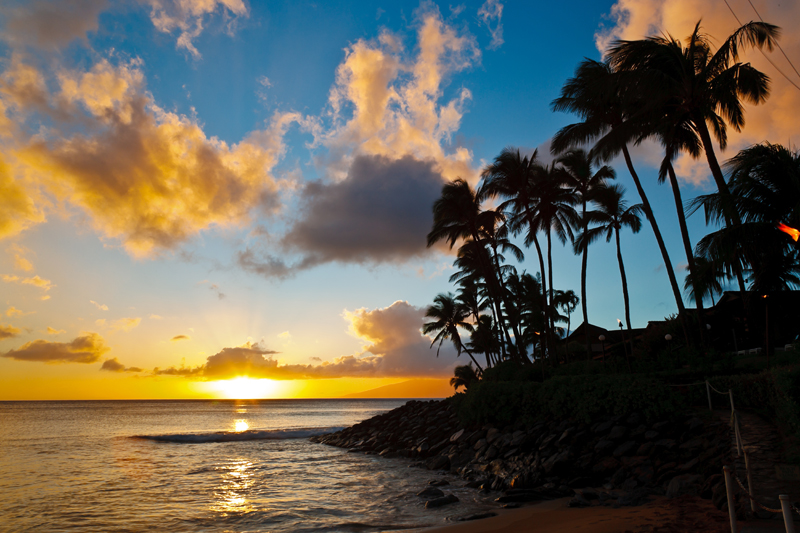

133,426,344,444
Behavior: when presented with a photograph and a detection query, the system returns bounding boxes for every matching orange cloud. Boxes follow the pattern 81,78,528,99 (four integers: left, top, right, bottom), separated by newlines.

100,357,143,373
5,306,32,317
0,0,108,49
110,317,141,332
3,58,298,255
318,7,480,183
2,332,109,363
0,154,44,239
171,334,189,341
0,323,21,339
90,300,108,311
142,0,248,58
3,274,53,291
154,301,458,380
7,243,34,271
596,0,800,187
46,326,65,334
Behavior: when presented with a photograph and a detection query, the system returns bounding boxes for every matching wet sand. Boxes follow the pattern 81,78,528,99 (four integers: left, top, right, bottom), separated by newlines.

406,495,733,533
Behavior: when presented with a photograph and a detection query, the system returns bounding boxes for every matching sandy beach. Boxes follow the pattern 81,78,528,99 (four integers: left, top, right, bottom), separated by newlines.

405,495,734,533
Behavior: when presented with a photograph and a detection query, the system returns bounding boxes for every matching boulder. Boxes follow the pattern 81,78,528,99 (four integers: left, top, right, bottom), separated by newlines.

417,486,445,499
425,494,459,508
665,474,702,498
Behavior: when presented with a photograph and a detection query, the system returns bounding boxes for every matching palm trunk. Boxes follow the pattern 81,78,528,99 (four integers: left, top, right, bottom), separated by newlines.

666,163,707,347
695,119,747,293
461,346,484,374
621,145,692,348
615,226,633,372
530,233,550,357
580,201,591,360
547,230,558,365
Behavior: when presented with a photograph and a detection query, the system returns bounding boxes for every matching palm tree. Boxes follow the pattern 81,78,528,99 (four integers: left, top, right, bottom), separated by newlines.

551,58,692,345
427,179,512,358
526,162,579,359
479,148,551,355
450,364,479,391
422,293,483,373
607,21,780,227
694,143,800,292
557,148,614,359
576,184,643,340
553,289,579,341
684,256,729,307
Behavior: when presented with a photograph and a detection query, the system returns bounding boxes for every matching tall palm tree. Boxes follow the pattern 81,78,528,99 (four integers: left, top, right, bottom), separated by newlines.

422,293,483,373
576,184,643,338
479,148,551,355
551,58,692,345
607,21,780,227
557,148,614,359
526,162,579,358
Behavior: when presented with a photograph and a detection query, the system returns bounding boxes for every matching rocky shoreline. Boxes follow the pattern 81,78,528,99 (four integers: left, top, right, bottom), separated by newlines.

311,399,735,512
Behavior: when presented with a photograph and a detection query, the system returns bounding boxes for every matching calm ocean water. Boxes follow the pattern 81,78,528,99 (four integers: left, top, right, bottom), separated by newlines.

0,400,495,532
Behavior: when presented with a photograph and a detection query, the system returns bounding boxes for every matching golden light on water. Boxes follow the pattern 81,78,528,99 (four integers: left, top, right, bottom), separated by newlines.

234,420,249,432
210,377,277,399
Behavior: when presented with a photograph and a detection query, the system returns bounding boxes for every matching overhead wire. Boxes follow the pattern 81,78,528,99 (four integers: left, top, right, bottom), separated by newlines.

722,0,800,92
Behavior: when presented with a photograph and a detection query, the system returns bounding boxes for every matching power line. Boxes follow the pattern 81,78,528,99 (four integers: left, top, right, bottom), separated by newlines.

747,0,800,81
722,0,800,92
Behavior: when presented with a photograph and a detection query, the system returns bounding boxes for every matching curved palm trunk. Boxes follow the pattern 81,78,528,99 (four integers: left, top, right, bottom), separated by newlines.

614,226,633,372
621,145,692,348
580,202,591,360
461,346,484,374
666,163,707,347
695,119,747,293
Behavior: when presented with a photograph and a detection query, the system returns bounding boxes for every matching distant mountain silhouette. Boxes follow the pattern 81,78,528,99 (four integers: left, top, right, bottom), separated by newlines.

342,379,452,399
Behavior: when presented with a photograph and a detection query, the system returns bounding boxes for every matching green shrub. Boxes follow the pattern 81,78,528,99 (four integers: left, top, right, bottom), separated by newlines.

453,374,685,426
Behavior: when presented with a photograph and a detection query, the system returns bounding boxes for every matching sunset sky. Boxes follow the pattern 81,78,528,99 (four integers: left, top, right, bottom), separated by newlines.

1,0,798,400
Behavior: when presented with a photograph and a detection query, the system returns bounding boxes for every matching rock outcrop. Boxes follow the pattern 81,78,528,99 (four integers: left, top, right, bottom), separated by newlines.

311,399,732,506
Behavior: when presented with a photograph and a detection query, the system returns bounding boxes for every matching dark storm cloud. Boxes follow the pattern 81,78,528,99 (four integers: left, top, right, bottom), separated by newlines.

282,154,444,267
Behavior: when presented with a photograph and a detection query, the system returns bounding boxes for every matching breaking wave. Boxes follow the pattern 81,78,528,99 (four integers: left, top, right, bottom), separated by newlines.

133,426,344,444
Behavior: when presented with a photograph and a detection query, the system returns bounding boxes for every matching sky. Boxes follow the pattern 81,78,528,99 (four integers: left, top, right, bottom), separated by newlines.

0,0,798,400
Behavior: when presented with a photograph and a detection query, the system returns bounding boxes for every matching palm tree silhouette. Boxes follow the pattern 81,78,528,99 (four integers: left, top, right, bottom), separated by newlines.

422,293,483,373
551,58,691,345
576,183,642,341
607,21,779,226
557,149,614,359
694,143,800,292
450,364,479,391
479,148,550,355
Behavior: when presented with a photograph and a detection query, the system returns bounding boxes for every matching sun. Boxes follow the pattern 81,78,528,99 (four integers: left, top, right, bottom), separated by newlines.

212,377,277,399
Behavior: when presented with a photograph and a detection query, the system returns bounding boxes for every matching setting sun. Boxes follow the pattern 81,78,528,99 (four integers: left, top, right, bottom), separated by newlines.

211,377,277,399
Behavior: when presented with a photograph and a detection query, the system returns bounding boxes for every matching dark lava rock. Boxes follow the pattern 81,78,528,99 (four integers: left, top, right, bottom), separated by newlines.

417,487,445,499
429,479,450,486
425,494,459,508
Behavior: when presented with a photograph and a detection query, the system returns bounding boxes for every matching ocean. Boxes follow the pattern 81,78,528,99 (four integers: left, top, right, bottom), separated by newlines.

0,400,496,532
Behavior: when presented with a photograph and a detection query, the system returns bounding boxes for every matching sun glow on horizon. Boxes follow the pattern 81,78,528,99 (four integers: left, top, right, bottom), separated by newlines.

210,377,277,399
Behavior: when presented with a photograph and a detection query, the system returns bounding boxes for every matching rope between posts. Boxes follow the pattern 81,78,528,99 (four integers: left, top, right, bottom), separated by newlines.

708,382,729,395
733,474,785,514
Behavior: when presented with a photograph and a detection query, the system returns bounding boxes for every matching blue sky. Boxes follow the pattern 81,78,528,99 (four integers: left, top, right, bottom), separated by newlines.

0,0,798,398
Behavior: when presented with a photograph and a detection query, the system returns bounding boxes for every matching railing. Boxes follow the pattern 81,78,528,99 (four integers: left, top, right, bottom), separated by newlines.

703,380,799,533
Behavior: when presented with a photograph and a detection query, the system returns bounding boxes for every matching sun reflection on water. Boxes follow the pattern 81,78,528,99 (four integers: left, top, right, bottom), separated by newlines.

211,460,256,515
234,420,249,432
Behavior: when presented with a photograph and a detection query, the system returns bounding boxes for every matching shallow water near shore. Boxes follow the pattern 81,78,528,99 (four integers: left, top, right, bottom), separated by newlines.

0,400,497,532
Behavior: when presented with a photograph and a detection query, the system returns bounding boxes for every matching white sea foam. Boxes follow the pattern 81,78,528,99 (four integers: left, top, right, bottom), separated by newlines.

134,426,344,443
